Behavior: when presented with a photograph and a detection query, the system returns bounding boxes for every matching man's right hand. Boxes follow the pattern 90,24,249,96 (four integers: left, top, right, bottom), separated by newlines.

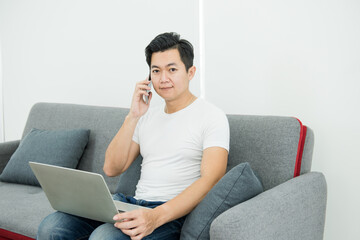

129,78,152,119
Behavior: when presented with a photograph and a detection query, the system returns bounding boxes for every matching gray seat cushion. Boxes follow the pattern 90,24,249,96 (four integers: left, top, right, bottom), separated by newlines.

0,182,54,238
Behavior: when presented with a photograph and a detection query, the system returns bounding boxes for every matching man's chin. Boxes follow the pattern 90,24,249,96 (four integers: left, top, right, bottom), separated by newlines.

158,92,176,101
160,95,177,103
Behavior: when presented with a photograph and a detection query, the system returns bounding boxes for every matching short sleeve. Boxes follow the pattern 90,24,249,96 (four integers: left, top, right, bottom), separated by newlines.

202,109,230,152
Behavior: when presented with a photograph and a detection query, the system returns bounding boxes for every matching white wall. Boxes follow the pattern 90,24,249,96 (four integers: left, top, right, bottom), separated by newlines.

0,0,200,140
1,0,360,239
203,0,360,239
0,38,3,142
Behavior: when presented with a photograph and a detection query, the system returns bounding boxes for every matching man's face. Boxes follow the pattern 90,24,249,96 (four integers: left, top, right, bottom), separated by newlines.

150,48,195,102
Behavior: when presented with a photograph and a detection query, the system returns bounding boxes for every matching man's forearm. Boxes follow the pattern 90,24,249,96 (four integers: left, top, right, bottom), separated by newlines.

104,113,140,176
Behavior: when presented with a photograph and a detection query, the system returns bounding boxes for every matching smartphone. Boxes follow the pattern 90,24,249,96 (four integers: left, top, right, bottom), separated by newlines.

145,74,152,104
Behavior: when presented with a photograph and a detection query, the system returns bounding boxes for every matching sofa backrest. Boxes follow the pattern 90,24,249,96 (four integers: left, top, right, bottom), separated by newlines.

23,103,314,194
226,115,313,190
23,103,127,193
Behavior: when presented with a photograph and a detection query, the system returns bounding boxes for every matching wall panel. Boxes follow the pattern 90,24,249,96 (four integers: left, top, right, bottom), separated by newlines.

203,1,360,239
0,0,200,140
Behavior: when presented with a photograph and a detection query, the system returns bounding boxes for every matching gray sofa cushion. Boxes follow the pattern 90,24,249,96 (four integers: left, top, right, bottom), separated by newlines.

0,182,54,238
180,162,263,240
0,128,90,186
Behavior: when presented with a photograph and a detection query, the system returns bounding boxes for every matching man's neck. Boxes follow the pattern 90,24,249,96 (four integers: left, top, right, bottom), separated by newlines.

164,92,197,114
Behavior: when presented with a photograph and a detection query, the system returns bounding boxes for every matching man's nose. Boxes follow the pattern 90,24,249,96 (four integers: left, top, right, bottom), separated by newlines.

160,71,169,83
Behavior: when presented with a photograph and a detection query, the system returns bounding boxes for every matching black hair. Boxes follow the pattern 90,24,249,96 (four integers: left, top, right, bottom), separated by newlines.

145,32,194,72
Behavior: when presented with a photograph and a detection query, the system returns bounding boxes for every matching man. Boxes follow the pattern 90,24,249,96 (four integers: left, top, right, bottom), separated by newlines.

37,32,229,240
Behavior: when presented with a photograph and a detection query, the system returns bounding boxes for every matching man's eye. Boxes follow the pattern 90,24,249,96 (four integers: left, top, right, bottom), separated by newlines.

152,69,159,73
170,68,177,72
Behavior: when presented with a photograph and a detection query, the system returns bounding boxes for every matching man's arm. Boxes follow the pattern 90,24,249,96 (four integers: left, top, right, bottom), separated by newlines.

103,79,152,177
114,146,228,240
103,115,140,176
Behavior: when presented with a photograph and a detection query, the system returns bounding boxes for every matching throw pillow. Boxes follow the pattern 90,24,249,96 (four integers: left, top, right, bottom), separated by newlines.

180,162,263,240
0,128,90,186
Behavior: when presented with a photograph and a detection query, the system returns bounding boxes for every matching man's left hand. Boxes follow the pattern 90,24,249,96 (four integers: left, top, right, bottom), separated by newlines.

113,208,159,240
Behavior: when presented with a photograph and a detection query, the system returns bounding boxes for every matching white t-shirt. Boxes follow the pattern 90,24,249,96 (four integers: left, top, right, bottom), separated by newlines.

132,98,229,202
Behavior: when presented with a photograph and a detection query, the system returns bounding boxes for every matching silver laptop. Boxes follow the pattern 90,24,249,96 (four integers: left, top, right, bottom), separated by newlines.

29,161,148,223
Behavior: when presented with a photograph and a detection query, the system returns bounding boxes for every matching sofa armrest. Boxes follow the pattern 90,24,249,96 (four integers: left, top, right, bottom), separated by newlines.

210,172,327,240
0,140,20,174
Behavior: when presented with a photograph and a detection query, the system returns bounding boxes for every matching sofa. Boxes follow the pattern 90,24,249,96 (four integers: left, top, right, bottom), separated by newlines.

0,102,327,240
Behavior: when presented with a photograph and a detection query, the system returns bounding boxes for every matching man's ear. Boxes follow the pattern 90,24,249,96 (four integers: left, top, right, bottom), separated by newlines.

187,66,196,81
